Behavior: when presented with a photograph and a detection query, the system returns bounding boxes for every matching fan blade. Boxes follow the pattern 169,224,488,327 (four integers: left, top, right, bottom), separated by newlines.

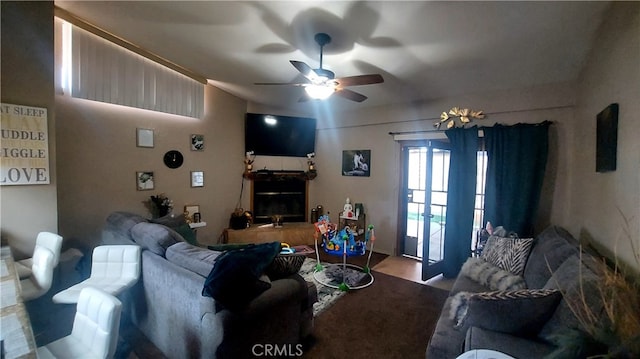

290,60,316,80
334,88,368,102
335,74,384,87
254,82,307,86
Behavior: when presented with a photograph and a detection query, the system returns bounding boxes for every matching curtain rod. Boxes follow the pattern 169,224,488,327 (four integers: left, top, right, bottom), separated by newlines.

388,119,554,136
318,104,568,132
387,106,565,135
54,6,208,84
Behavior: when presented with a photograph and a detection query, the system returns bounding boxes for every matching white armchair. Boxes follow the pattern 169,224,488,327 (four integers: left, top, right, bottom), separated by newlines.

15,231,63,279
37,287,122,359
19,246,55,301
52,245,141,304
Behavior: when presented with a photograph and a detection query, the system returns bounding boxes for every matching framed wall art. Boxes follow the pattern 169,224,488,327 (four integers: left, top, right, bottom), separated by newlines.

191,171,204,187
136,171,154,190
342,150,371,177
184,205,200,222
596,103,618,173
136,128,154,148
191,134,204,151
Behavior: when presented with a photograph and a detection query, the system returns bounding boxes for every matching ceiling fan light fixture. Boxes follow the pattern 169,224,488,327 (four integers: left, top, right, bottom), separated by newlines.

305,84,334,99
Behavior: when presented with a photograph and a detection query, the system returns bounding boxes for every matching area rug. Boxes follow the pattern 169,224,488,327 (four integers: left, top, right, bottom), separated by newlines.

299,258,346,316
303,270,451,359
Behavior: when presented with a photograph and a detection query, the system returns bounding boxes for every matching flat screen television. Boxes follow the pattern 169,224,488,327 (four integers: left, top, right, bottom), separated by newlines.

245,113,316,157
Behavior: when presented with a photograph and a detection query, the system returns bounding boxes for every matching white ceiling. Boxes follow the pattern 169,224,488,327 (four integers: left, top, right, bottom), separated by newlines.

55,1,612,114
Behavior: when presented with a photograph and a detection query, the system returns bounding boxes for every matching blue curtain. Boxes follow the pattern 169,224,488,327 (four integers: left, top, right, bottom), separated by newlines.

483,122,551,237
443,126,478,278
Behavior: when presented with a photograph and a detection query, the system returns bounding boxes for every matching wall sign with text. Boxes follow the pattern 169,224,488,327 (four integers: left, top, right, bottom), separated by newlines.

1,103,50,185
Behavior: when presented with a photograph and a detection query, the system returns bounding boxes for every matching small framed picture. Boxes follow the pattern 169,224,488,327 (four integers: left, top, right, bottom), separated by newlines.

342,150,371,177
191,171,204,187
184,205,200,222
137,128,154,148
191,134,204,151
136,171,154,190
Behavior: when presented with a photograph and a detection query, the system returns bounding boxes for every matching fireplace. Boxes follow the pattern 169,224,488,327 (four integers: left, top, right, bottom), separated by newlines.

251,176,308,224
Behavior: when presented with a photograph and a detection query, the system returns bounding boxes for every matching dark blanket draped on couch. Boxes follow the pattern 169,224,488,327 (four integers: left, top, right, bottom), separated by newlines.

443,122,551,277
484,121,551,237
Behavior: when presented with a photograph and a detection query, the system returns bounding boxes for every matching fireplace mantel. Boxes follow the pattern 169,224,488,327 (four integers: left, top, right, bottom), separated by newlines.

247,171,313,224
243,170,317,181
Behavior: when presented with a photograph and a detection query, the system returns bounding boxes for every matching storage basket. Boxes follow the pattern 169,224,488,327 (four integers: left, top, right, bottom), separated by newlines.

265,254,306,279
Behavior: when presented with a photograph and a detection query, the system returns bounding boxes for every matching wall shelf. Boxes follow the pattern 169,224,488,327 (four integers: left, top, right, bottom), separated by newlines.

243,170,317,181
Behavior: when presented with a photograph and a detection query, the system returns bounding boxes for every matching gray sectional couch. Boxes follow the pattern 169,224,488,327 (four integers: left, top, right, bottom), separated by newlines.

426,225,609,359
102,211,317,359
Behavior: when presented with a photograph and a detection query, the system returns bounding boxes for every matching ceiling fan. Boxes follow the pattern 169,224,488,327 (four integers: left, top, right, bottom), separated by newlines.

255,33,384,102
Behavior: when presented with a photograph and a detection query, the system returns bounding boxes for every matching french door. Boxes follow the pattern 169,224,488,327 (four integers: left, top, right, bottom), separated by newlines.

400,141,451,280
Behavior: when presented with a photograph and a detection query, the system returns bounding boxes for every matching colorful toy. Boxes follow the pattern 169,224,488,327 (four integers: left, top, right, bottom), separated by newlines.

313,214,376,291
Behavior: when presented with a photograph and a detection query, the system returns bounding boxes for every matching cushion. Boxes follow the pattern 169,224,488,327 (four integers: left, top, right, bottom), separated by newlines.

481,236,534,275
460,257,527,291
451,289,562,336
523,226,579,288
130,222,181,256
166,242,221,277
538,254,604,344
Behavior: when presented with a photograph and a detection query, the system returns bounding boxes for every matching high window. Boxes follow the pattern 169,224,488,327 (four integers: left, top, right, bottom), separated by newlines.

58,18,204,119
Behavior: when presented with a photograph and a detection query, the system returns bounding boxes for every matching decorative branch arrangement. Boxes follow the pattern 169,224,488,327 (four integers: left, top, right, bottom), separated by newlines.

434,107,486,129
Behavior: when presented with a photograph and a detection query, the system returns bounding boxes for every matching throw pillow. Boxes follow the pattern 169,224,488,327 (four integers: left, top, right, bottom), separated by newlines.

460,257,527,291
130,222,181,256
481,236,534,276
454,289,562,336
265,254,306,280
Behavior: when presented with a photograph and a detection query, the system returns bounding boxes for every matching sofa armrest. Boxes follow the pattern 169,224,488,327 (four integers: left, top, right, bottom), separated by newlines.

243,275,307,316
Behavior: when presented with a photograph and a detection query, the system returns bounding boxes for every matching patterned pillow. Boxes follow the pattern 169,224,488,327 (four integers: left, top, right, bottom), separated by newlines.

451,289,561,336
481,236,534,275
460,257,526,291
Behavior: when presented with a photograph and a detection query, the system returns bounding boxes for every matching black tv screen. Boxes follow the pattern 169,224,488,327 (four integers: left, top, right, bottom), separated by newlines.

245,113,316,157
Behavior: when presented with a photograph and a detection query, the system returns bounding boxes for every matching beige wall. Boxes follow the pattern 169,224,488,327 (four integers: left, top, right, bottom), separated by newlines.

254,82,577,255
568,2,640,271
56,83,248,248
0,1,58,258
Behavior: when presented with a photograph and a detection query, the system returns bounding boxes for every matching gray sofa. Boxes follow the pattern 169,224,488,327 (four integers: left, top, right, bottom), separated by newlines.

102,211,317,359
427,225,608,359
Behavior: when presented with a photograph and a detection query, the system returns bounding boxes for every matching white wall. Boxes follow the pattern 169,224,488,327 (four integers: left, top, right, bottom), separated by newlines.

568,2,640,271
0,2,57,258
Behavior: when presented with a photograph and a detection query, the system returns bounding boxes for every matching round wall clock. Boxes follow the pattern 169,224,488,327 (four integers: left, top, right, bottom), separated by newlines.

163,150,184,169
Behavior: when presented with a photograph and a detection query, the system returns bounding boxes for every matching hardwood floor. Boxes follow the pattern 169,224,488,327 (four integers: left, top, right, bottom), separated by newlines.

372,255,455,291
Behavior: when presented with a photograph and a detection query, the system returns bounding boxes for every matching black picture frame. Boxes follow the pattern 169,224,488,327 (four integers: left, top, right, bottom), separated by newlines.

596,103,618,173
342,150,371,177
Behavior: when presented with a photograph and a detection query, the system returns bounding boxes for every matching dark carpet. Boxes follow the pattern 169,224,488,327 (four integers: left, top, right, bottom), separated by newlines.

302,270,450,359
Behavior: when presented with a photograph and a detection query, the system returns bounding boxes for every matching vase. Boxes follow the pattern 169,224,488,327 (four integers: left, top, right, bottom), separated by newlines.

158,207,170,218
